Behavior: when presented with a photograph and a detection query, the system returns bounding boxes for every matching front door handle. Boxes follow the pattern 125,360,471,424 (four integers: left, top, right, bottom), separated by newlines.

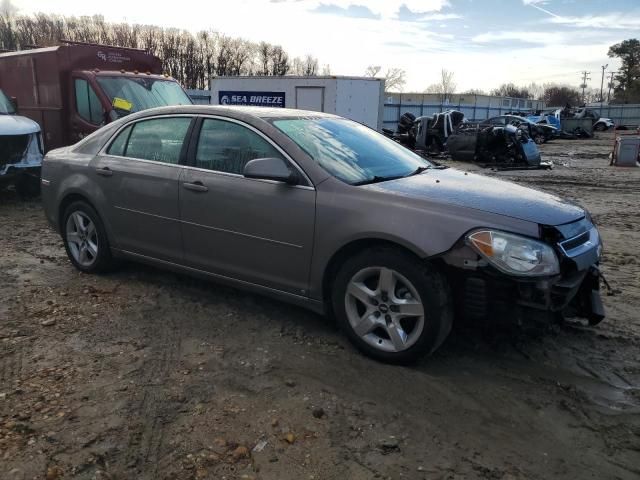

182,181,209,192
95,167,113,177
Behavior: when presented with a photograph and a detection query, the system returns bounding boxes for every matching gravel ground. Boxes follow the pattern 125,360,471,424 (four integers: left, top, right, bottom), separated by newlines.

1,131,639,480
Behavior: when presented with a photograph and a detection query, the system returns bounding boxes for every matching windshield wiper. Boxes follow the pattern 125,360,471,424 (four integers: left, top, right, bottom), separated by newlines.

352,175,405,186
407,166,430,176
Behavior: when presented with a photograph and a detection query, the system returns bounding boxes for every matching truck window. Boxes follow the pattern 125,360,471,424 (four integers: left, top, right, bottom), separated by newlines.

0,89,16,114
96,77,192,117
75,79,104,125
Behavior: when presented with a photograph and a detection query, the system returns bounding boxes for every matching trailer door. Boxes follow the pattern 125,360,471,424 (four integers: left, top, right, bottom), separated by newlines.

295,87,324,112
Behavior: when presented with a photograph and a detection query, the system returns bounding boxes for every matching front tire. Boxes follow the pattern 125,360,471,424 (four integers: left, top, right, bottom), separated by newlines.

331,247,453,364
594,123,607,132
61,201,115,273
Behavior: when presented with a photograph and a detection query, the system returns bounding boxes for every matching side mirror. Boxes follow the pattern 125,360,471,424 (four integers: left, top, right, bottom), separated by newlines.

10,96,17,110
243,157,299,185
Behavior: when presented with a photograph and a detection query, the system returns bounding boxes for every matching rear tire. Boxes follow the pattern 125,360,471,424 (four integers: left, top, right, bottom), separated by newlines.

61,201,116,273
331,247,453,364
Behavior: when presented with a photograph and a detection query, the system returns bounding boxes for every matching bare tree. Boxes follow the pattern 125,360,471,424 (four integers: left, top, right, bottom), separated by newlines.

0,0,17,18
270,45,289,76
364,65,382,77
424,69,456,103
0,12,301,87
526,82,545,101
257,41,271,76
384,68,406,92
292,54,319,76
491,83,532,99
439,69,456,101
460,88,487,95
364,65,405,92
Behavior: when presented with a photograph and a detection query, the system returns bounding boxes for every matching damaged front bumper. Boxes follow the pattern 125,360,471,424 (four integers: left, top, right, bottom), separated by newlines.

0,131,43,184
443,220,606,325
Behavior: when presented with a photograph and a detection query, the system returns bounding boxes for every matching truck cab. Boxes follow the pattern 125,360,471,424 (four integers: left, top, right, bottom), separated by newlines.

69,69,192,143
0,42,192,151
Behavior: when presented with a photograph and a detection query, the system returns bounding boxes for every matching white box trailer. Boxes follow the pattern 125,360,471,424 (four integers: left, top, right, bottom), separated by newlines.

209,76,386,130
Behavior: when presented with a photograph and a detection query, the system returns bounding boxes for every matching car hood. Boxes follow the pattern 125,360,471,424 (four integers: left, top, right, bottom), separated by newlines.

0,114,41,135
365,168,585,226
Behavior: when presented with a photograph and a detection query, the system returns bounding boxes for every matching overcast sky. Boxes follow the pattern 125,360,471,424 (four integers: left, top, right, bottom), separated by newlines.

11,0,640,92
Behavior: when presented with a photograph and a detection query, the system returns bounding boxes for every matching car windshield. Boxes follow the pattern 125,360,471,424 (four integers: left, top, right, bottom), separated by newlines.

271,117,433,185
0,89,16,115
96,76,192,117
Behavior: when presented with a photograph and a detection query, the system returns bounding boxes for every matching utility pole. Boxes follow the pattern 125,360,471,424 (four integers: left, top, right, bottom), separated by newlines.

580,70,591,104
607,71,617,102
599,64,608,103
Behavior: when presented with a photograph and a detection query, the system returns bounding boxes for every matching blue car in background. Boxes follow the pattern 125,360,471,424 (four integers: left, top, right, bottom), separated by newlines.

481,115,557,144
526,114,561,131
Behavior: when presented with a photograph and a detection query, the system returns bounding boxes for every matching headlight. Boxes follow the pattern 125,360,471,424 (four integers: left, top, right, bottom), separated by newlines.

466,230,560,276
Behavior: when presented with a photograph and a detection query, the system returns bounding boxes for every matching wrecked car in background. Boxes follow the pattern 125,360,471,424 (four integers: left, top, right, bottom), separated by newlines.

594,117,615,131
447,123,544,168
42,105,606,363
0,89,43,197
481,115,557,144
384,110,546,169
382,110,466,154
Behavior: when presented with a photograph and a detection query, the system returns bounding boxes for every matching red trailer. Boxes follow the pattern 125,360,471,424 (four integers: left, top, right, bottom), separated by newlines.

0,41,192,151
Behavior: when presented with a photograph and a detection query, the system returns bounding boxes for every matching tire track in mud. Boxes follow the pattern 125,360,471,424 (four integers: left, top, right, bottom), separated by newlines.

0,341,24,385
123,313,182,477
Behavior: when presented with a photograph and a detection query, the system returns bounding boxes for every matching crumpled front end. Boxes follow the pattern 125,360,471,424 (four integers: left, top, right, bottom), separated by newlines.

441,216,605,326
0,131,43,177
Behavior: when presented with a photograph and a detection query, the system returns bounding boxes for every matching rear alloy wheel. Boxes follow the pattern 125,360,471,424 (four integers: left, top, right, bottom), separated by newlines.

62,201,115,273
332,248,453,363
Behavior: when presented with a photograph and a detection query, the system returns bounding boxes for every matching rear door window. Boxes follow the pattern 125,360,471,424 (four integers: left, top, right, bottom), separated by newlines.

75,79,104,125
106,125,132,156
118,117,191,164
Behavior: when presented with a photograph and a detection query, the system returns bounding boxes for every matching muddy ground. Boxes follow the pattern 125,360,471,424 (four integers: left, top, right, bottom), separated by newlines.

1,131,639,480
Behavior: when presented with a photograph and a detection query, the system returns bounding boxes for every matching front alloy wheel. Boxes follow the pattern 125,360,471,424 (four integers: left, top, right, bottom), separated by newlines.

332,247,453,363
345,267,425,353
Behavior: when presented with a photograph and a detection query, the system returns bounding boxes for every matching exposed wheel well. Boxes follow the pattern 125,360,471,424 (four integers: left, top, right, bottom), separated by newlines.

321,239,425,309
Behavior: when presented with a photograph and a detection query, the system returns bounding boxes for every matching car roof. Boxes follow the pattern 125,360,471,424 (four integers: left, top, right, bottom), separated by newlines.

125,105,339,122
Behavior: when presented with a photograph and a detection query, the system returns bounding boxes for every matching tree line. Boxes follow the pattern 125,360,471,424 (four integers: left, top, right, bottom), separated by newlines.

458,39,640,106
0,10,326,89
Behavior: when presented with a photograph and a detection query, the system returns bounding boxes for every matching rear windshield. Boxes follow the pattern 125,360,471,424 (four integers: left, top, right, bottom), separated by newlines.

0,89,16,115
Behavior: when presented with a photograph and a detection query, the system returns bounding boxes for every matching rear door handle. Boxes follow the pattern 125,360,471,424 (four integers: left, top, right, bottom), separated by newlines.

95,167,113,177
182,181,209,192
